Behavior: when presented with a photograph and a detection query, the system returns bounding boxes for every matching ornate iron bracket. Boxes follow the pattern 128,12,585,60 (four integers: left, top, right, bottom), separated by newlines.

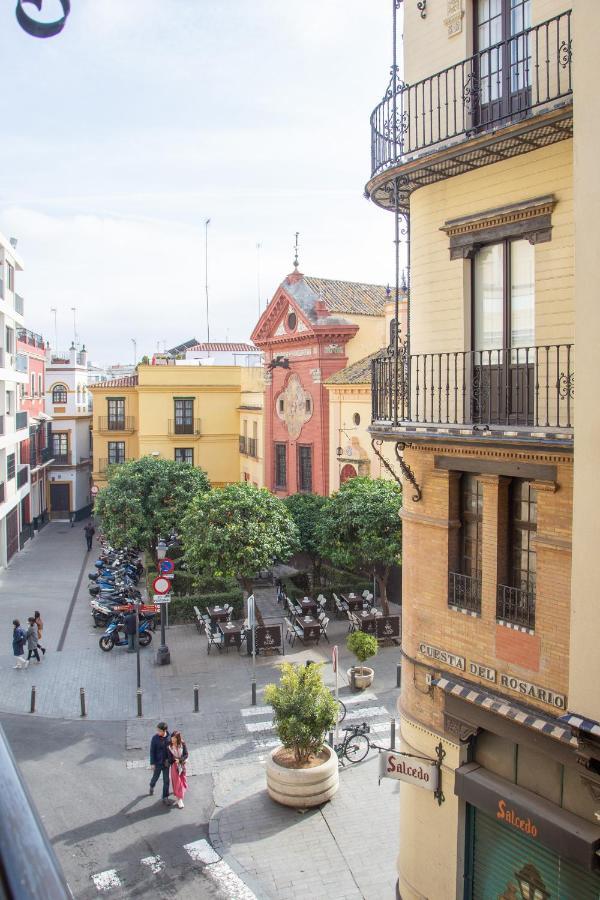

16,0,70,38
371,439,403,489
395,442,422,502
434,741,446,806
417,0,427,18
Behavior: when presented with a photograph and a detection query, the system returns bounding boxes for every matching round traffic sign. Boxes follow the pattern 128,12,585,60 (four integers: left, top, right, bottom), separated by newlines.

152,575,171,595
159,558,175,575
91,485,99,495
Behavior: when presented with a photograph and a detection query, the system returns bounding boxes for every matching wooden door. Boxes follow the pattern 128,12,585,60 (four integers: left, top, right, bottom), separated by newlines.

50,483,70,518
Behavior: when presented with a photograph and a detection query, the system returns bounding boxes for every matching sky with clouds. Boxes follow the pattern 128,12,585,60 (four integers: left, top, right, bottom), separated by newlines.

1,0,397,365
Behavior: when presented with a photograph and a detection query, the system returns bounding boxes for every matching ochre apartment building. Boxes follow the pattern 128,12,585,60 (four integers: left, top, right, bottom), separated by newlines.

367,1,600,897
90,357,264,489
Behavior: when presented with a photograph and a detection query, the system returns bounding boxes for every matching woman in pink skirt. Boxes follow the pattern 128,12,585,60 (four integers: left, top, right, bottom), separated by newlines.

167,731,188,808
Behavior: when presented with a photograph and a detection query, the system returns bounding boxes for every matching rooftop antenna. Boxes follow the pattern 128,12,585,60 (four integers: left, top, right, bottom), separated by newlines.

256,242,262,318
70,306,78,349
293,231,300,271
204,218,211,345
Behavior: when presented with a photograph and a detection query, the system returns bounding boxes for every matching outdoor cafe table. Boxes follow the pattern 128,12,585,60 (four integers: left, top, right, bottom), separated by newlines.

218,621,243,650
299,598,318,616
344,593,365,612
208,606,230,623
295,615,321,644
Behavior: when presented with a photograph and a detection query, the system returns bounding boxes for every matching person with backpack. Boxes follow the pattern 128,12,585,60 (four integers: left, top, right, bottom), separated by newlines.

12,620,28,669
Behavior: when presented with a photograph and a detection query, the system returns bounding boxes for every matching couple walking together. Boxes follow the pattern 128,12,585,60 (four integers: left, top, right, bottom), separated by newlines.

12,613,46,668
149,722,188,808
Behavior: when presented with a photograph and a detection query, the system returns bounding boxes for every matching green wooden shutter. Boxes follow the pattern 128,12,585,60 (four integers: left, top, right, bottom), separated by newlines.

471,808,600,900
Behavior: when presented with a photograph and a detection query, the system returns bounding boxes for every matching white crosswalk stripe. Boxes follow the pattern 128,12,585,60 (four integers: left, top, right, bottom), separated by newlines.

140,855,164,874
91,870,122,891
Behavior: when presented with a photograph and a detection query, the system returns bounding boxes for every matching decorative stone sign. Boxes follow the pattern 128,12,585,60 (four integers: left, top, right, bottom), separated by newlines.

276,374,313,439
418,642,466,671
498,674,567,710
325,343,343,354
444,0,463,36
469,661,496,683
380,751,439,791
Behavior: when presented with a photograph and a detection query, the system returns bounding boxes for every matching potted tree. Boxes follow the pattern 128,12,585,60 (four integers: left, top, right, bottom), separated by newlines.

264,662,339,808
347,631,378,690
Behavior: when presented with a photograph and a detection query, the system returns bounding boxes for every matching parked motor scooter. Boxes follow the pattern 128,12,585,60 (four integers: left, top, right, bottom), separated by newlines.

98,616,153,651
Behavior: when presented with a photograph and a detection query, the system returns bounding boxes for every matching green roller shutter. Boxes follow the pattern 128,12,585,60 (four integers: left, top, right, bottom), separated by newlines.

471,807,600,899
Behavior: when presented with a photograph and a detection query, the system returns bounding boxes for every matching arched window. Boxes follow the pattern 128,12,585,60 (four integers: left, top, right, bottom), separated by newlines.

52,384,67,404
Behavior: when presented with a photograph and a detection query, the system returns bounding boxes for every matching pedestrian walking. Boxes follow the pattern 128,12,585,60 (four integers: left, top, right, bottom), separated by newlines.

12,620,28,669
33,611,46,656
84,521,95,551
26,617,41,663
149,722,171,804
167,731,189,809
123,610,137,653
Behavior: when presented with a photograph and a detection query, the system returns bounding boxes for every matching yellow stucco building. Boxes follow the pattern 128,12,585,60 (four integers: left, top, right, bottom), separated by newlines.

90,361,264,489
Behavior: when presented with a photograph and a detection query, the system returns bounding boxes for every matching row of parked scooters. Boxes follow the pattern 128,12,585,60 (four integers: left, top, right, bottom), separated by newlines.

88,543,159,651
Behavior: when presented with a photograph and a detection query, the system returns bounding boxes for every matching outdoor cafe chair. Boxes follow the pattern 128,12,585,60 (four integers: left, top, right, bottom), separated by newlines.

319,616,330,643
193,605,205,633
206,628,224,654
284,617,296,646
346,609,356,633
317,594,327,609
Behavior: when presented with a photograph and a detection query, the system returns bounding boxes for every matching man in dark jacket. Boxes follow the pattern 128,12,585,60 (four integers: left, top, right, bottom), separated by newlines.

123,610,137,653
84,522,95,551
149,722,171,804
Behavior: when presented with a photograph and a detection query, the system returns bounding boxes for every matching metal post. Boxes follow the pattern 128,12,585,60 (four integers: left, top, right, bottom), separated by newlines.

396,663,402,688
136,688,143,718
156,602,170,665
193,685,199,713
29,686,36,714
251,680,256,706
390,718,396,749
351,668,357,692
328,730,334,748
79,687,86,718
135,602,141,690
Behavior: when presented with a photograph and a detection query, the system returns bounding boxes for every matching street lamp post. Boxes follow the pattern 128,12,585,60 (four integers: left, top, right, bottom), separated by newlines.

155,539,171,666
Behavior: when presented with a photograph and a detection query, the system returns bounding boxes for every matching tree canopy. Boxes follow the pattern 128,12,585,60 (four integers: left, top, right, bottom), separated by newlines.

316,476,402,613
284,492,327,578
180,482,299,600
94,456,210,555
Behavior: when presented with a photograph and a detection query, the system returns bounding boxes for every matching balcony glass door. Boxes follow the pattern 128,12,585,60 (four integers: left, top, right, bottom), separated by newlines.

107,398,125,430
174,399,194,434
472,239,534,425
476,0,531,127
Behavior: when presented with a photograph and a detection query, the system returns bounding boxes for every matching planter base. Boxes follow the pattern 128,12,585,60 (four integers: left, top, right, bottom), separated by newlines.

347,666,374,690
266,745,339,808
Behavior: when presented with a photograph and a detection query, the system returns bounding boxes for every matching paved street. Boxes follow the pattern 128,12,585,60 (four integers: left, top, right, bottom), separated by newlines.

1,524,402,899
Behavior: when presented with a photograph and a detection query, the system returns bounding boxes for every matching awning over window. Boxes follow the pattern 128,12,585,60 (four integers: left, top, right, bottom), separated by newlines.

557,713,600,740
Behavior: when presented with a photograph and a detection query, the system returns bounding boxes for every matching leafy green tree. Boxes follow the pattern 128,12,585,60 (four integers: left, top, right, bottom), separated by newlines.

180,482,299,622
264,662,337,765
284,492,327,584
94,456,210,558
316,477,402,615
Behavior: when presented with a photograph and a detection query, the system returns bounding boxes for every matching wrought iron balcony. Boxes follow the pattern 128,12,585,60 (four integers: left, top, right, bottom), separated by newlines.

168,419,201,437
448,572,481,615
368,11,572,208
98,457,129,474
239,436,258,458
497,583,535,631
16,466,28,489
239,435,247,454
52,453,71,466
17,327,45,349
372,344,573,439
97,416,135,433
0,482,4,503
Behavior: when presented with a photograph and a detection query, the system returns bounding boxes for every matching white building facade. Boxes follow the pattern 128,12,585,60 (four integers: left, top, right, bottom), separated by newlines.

0,232,32,567
46,344,92,520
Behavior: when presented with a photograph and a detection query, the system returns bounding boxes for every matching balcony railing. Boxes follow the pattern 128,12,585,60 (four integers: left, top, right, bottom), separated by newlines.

16,466,28,489
41,446,53,463
14,293,24,316
239,435,258,457
98,416,135,433
372,344,574,433
0,482,4,503
98,458,129,474
16,327,45,349
370,11,572,178
168,419,201,436
448,572,481,615
52,454,71,466
239,435,247,454
497,583,535,630
15,411,28,430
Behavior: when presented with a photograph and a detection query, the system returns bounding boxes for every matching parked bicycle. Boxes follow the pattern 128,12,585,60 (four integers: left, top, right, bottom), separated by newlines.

333,694,347,723
334,721,370,764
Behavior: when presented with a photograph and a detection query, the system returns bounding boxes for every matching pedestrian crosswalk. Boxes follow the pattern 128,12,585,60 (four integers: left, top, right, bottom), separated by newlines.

90,839,257,897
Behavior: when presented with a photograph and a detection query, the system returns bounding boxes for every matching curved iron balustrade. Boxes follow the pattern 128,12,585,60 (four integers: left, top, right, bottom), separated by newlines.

16,0,70,38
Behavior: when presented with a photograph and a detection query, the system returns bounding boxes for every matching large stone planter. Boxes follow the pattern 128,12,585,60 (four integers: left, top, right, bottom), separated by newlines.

266,744,339,808
347,666,374,690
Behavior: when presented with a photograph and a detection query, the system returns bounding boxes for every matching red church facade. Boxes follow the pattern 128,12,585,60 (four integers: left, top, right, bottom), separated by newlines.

252,270,387,497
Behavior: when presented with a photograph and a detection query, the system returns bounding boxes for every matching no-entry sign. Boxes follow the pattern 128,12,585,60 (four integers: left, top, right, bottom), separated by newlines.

152,575,171,596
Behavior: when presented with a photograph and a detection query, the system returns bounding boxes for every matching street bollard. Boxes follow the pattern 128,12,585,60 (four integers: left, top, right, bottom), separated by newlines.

80,687,87,718
390,718,396,749
136,689,143,718
193,685,199,713
251,681,257,707
29,685,36,714
396,663,402,688
350,669,357,692
328,730,334,748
